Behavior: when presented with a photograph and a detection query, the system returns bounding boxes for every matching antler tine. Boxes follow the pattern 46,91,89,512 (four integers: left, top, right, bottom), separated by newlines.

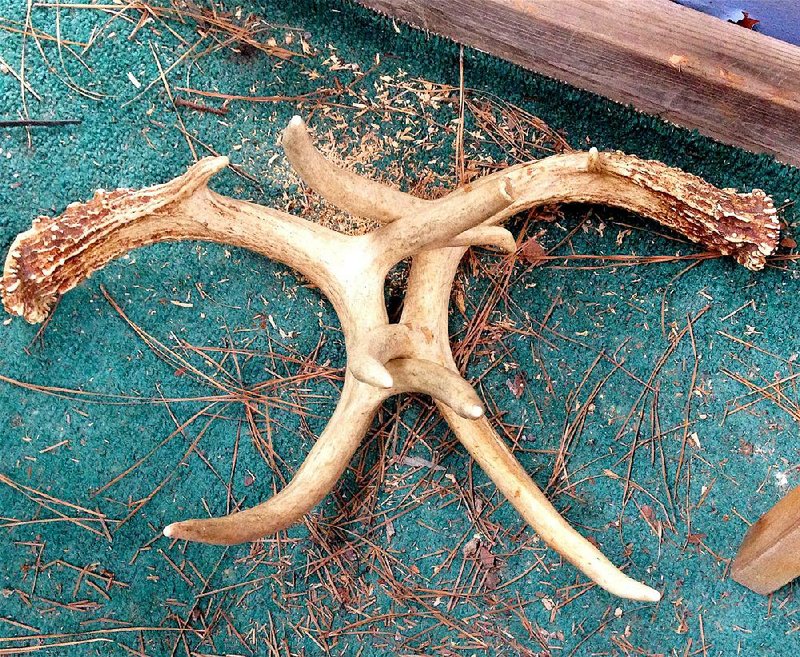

281,115,518,257
446,225,518,253
440,405,662,602
164,372,388,545
387,357,484,420
281,115,426,223
371,178,516,266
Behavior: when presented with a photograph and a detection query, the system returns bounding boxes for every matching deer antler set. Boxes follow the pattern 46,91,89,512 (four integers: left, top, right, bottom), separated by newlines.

2,116,781,602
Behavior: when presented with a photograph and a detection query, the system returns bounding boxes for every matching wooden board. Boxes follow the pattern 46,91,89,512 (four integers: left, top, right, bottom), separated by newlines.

732,486,800,595
355,0,800,167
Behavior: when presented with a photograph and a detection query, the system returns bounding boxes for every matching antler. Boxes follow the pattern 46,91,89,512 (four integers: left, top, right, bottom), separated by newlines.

2,116,781,603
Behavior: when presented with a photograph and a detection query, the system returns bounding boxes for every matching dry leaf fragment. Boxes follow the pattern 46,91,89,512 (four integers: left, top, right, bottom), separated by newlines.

478,545,496,570
463,536,481,559
483,569,501,590
507,371,526,398
640,505,662,537
519,238,546,265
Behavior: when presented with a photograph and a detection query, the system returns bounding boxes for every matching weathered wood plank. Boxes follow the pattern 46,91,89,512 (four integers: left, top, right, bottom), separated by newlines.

732,486,800,595
355,0,800,166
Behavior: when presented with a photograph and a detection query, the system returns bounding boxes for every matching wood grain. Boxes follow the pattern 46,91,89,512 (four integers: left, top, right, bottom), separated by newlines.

355,0,800,166
732,486,800,595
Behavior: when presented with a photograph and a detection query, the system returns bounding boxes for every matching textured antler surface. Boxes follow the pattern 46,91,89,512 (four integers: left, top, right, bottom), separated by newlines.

1,116,782,603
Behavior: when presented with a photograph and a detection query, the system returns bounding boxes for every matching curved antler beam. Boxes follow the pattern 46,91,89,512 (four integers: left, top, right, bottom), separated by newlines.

165,360,481,545
164,372,387,545
440,406,661,601
1,116,781,603
1,157,352,324
400,245,663,601
488,150,779,270
284,116,779,271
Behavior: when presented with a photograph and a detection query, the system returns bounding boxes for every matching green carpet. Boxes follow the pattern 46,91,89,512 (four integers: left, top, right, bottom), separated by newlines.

1,1,799,655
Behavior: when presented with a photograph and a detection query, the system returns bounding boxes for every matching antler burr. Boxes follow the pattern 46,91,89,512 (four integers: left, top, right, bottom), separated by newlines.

2,116,781,602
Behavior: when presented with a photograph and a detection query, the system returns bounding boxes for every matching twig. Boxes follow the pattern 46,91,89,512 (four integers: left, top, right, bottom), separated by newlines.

174,97,227,115
0,118,81,127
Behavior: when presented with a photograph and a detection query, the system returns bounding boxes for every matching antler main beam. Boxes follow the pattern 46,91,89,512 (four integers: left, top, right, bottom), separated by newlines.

2,116,781,603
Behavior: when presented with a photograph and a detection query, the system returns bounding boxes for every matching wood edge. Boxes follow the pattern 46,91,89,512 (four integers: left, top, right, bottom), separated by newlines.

354,0,800,167
730,486,800,595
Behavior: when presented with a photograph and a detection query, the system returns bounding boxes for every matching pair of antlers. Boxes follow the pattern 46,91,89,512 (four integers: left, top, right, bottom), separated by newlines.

2,116,781,602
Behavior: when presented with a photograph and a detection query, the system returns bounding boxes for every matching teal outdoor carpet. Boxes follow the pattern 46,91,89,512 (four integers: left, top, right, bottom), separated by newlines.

1,1,799,655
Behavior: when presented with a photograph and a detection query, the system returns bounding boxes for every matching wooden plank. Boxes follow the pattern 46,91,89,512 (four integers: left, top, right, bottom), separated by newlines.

731,486,800,595
355,0,800,167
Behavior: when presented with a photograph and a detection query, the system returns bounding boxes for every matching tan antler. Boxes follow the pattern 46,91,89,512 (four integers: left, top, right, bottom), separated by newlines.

2,116,781,603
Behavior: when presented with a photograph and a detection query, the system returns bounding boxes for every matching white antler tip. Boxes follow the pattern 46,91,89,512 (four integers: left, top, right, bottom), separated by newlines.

587,147,603,173
642,587,662,602
625,582,661,602
466,404,484,419
350,355,395,390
